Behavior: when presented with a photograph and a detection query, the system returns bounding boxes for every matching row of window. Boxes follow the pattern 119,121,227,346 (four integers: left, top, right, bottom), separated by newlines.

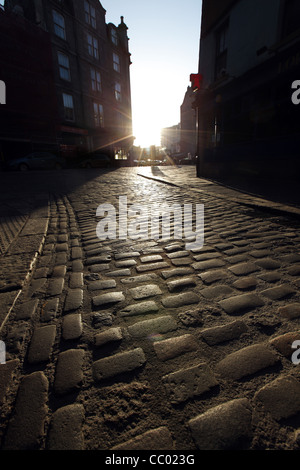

62,92,104,128
57,51,122,99
214,0,300,81
53,5,119,50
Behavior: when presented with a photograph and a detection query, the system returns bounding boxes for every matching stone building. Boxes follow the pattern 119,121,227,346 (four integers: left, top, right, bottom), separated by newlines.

1,0,133,162
161,124,181,156
0,6,58,162
193,0,300,187
180,86,197,159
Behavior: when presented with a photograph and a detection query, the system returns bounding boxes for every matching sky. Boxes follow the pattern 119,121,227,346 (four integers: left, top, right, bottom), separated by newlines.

0,0,202,148
103,0,202,147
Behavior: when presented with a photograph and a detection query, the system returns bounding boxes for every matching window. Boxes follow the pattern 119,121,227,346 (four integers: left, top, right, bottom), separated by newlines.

111,28,118,45
114,82,121,101
53,10,66,39
87,33,99,59
93,102,104,127
91,68,101,92
58,52,71,81
113,53,120,73
63,93,74,121
215,22,228,79
84,1,96,28
282,0,300,38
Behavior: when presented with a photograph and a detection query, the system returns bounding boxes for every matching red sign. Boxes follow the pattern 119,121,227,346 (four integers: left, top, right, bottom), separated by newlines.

190,73,203,91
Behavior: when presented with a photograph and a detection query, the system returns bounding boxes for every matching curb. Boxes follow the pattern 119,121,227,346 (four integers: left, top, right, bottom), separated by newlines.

0,197,50,333
137,170,300,221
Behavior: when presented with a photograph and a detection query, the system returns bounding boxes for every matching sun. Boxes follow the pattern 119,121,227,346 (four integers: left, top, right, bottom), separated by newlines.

131,72,167,149
133,118,162,148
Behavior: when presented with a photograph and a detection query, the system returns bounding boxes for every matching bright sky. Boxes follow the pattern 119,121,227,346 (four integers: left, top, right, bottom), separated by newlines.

103,0,202,148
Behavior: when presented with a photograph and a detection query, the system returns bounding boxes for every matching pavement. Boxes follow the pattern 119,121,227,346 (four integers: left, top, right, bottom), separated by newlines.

0,165,300,453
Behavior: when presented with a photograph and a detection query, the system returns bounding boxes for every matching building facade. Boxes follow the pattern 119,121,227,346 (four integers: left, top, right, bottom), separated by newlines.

194,0,300,186
0,6,58,163
161,124,181,156
180,86,197,159
1,0,133,163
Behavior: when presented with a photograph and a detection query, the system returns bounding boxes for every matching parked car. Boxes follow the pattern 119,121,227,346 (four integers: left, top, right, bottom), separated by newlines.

179,157,195,165
7,152,66,171
79,152,112,169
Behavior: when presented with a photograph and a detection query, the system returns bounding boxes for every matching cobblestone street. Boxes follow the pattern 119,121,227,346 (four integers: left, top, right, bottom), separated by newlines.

1,166,300,451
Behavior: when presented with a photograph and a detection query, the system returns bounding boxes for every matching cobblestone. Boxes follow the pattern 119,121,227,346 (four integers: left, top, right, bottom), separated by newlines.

64,288,83,312
261,284,296,300
199,269,229,284
192,259,226,270
88,279,116,291
120,300,159,317
232,276,258,290
69,273,84,289
201,320,248,345
48,278,64,297
136,261,169,272
161,266,194,279
2,168,300,450
54,349,84,395
215,343,279,380
47,404,85,450
15,298,39,320
162,363,218,404
40,298,59,322
93,348,146,381
278,303,300,320
92,291,125,307
115,259,137,268
62,314,82,340
255,258,281,270
255,375,300,420
94,327,123,347
0,359,19,403
228,262,258,276
115,251,140,259
140,254,163,263
3,371,49,449
27,325,56,364
153,334,198,360
188,398,252,450
121,273,159,284
219,293,264,314
112,426,174,450
162,292,200,308
129,284,162,300
52,265,67,278
271,333,300,361
200,284,235,300
127,315,177,338
167,277,197,292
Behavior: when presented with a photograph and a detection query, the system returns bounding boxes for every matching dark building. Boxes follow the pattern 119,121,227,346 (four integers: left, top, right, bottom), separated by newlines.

194,0,300,190
1,0,133,164
0,6,58,163
180,86,197,159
